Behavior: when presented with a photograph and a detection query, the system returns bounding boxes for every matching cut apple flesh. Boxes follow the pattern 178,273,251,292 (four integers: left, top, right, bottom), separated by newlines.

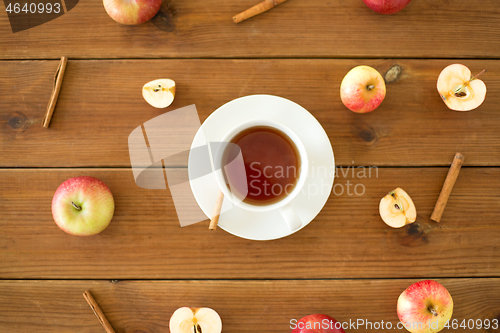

169,307,222,333
379,188,416,228
142,79,176,108
437,64,486,111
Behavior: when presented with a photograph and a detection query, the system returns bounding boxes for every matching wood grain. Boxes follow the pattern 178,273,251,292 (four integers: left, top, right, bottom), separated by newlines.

1,167,498,279
0,279,499,332
1,0,500,59
1,0,498,329
1,59,500,167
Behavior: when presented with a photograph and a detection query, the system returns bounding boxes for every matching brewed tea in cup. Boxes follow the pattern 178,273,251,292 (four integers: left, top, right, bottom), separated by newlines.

215,120,308,231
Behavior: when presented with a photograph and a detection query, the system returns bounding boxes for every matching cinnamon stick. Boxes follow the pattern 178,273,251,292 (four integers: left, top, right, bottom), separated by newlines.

209,190,224,230
430,153,465,222
233,0,288,24
42,56,67,128
83,290,116,333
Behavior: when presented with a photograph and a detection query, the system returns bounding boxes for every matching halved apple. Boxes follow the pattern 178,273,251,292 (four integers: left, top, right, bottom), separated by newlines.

142,79,176,108
379,188,416,228
437,64,486,111
169,307,222,333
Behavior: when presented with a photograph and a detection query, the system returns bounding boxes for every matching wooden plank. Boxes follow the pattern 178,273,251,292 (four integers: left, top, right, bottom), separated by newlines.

1,59,500,167
1,168,498,279
1,0,500,59
0,279,499,332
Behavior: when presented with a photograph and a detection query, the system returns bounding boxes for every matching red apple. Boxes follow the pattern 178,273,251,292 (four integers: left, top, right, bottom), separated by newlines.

363,0,413,14
52,176,115,236
103,0,162,25
340,65,386,113
397,280,454,333
291,314,345,333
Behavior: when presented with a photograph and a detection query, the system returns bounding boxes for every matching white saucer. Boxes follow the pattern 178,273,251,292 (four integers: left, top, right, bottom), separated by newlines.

188,95,335,241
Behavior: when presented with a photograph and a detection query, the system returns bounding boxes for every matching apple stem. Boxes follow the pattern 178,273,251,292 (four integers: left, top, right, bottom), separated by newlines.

71,201,82,211
454,69,487,95
429,307,438,317
367,84,375,91
470,69,487,81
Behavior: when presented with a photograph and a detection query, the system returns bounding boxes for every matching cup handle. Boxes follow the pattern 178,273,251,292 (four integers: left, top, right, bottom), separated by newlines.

280,204,302,231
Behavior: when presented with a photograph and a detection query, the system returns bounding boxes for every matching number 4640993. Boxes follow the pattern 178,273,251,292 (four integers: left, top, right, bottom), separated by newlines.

445,319,498,330
6,2,61,14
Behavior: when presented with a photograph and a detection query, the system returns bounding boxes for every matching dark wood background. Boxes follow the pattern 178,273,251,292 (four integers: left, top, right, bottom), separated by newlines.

1,0,499,332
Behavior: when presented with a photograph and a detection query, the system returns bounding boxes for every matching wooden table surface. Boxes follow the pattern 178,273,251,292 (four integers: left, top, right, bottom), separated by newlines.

1,0,499,332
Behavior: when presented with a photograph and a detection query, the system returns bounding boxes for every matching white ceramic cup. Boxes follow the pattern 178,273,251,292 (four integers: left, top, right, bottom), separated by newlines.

214,119,309,231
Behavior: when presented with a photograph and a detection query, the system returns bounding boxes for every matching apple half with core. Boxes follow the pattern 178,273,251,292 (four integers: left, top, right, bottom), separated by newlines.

291,314,345,333
398,280,454,333
379,188,416,228
142,79,176,108
169,307,222,333
340,65,386,113
363,0,412,14
103,0,162,25
437,64,487,111
52,176,115,236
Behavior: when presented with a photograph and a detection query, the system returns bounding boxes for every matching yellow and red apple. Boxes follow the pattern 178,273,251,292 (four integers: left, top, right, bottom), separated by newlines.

363,0,413,14
291,314,345,333
52,176,115,236
169,307,222,333
103,0,162,25
437,64,487,111
379,188,416,228
397,280,454,333
142,79,176,108
340,65,386,113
